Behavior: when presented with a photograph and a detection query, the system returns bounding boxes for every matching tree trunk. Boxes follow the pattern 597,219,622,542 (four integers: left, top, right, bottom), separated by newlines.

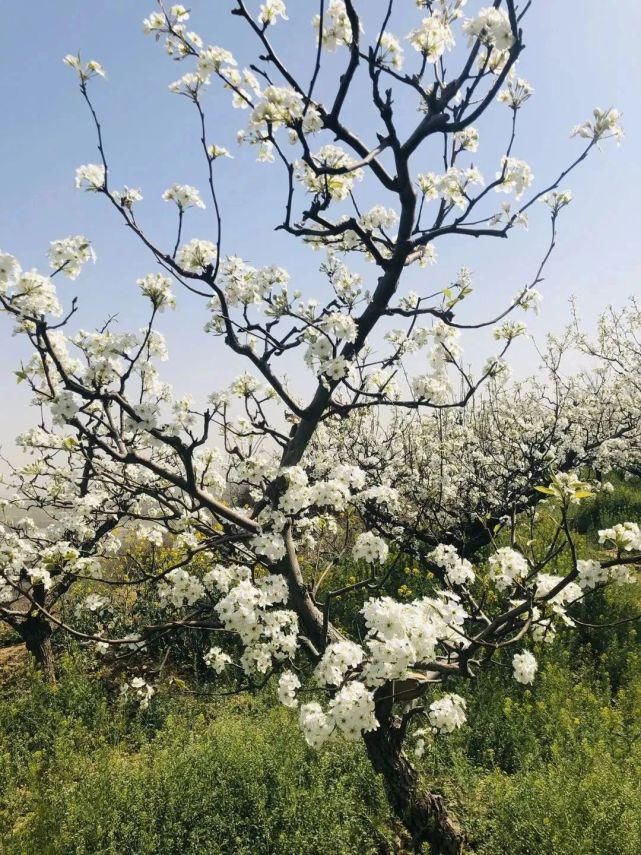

20,616,56,685
364,726,466,855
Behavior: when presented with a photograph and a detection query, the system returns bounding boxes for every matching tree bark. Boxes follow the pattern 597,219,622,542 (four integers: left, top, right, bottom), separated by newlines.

364,725,466,855
20,616,56,685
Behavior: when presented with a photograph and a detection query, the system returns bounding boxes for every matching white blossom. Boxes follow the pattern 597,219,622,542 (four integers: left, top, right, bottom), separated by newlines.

296,145,363,200
299,702,334,748
130,676,155,709
463,7,514,51
454,127,479,152
11,271,62,318
259,0,288,26
571,108,624,144
313,1,355,52
353,532,389,565
0,251,21,292
137,274,176,311
177,239,217,272
277,670,301,708
48,236,95,280
198,45,237,76
489,547,529,591
598,522,641,552
428,694,467,733
407,14,455,63
204,646,233,673
75,164,105,192
162,184,205,210
377,32,404,70
512,650,537,685
498,72,533,109
429,544,475,586
328,681,378,740
496,157,533,199
63,54,106,81
315,640,364,687
158,568,205,608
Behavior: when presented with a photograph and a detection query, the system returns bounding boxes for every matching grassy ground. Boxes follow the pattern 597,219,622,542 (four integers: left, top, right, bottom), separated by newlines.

1,479,640,854
0,663,394,855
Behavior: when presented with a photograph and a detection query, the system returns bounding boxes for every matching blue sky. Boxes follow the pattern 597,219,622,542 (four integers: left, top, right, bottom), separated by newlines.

1,1,640,453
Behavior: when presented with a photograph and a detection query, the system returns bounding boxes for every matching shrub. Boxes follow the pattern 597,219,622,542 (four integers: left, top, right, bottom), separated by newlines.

0,665,392,855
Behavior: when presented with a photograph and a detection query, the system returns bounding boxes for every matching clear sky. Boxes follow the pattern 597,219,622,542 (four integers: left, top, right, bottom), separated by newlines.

0,1,640,456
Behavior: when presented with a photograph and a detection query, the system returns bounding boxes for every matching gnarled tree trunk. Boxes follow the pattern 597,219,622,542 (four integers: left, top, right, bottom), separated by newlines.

364,724,465,855
20,615,56,685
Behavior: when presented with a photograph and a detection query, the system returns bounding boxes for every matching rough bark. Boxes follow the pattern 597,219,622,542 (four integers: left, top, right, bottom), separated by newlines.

20,615,56,685
364,725,466,855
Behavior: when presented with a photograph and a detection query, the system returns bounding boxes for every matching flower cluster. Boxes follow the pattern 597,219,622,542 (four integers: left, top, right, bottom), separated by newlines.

428,693,467,733
454,127,480,152
204,646,233,673
429,544,475,586
463,7,514,52
248,86,321,139
137,274,176,311
360,593,466,687
572,108,624,144
277,670,300,707
410,321,462,404
377,32,404,70
498,72,534,110
0,251,21,293
217,257,289,308
299,701,336,748
215,575,298,674
598,522,641,552
296,145,363,201
512,650,537,684
541,190,573,215
113,186,143,208
28,567,53,589
489,547,529,591
328,681,378,740
353,532,389,565
9,270,62,318
258,0,288,26
315,640,364,687
576,559,610,590
313,1,354,52
75,163,105,192
75,593,110,617
48,236,95,279
417,166,484,209
129,676,155,709
162,184,206,210
407,13,455,63
63,54,106,81
176,238,217,272
158,568,205,608
299,680,378,748
496,157,534,199
197,45,237,75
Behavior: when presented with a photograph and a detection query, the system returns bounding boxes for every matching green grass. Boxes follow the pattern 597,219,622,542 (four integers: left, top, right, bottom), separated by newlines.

3,637,641,854
423,659,641,854
1,479,640,854
0,660,392,855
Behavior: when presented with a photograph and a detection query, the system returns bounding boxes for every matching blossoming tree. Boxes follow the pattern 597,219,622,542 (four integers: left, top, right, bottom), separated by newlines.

0,2,638,852
313,326,641,561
